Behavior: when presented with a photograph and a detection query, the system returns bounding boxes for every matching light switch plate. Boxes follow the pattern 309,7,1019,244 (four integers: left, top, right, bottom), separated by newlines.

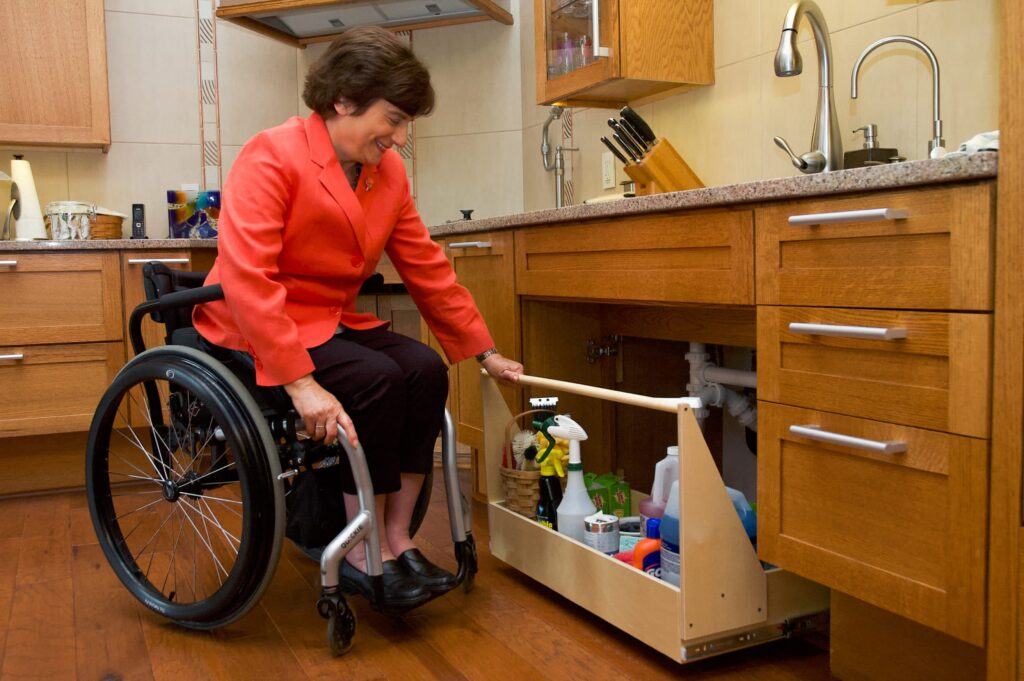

601,151,616,189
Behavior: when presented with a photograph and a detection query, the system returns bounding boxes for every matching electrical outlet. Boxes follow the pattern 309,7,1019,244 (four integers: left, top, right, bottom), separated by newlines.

601,151,616,189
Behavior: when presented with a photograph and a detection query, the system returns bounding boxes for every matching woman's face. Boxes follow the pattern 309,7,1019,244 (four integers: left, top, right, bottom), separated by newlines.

330,98,411,166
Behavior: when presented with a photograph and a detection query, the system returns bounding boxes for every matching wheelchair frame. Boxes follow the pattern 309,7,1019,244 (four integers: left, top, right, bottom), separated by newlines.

104,262,478,655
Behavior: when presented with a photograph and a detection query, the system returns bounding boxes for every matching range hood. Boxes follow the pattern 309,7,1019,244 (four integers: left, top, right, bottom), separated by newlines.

216,0,513,47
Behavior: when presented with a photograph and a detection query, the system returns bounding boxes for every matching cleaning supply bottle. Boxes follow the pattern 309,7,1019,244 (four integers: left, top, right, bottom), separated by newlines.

535,441,565,530
639,445,679,526
659,481,680,586
552,415,596,542
631,516,661,578
727,487,757,542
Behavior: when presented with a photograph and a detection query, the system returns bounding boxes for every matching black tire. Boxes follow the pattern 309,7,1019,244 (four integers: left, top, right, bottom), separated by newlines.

327,602,357,657
86,346,285,629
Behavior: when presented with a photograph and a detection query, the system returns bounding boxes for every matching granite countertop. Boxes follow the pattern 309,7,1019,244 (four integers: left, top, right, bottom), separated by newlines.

428,152,999,238
0,238,218,251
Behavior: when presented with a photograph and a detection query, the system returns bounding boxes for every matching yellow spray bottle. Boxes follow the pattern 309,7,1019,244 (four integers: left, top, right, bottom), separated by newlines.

533,417,567,529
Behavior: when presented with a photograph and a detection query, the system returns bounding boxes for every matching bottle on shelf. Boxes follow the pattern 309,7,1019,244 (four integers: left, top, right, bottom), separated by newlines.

660,481,680,586
533,415,567,530
639,445,678,527
631,516,661,578
552,415,597,542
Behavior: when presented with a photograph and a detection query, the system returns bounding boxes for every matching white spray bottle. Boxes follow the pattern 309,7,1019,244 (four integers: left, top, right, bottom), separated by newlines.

552,415,596,542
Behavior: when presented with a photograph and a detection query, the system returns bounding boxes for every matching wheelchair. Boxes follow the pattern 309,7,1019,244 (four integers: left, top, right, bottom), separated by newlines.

85,262,477,656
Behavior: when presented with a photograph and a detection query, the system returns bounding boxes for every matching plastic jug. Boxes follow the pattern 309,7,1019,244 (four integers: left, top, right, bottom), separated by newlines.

659,480,680,586
727,487,757,541
638,445,678,524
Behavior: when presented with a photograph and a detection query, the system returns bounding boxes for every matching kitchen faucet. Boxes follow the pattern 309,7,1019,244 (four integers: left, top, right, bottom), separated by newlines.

540,105,576,209
772,1,842,173
852,35,945,158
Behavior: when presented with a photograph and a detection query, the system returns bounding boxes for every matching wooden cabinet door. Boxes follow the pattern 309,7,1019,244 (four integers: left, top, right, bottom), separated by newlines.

446,232,520,453
0,252,122,345
758,402,987,645
0,342,122,437
0,0,110,148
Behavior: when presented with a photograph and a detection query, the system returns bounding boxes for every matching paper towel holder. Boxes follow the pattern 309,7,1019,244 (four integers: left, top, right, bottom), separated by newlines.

1,165,20,241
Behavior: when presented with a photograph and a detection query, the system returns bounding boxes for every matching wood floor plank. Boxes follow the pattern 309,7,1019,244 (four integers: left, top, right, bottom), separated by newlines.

1,579,76,680
0,474,831,680
72,544,155,681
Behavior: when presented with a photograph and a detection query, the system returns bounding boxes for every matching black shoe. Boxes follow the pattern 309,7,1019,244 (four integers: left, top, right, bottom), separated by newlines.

340,559,430,609
397,548,458,593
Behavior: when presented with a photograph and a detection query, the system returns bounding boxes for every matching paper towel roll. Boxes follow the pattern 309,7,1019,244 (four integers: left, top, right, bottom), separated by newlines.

11,157,46,240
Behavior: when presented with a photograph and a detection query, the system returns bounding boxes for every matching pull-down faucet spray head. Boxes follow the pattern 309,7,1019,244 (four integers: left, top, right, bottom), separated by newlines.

774,29,802,77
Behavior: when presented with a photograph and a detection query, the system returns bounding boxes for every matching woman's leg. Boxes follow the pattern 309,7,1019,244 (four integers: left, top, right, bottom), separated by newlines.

339,327,448,557
385,472,425,555
308,335,410,567
341,493,393,570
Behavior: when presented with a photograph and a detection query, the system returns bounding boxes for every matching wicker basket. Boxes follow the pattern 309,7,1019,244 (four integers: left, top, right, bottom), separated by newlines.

499,465,541,517
500,407,562,518
91,213,124,239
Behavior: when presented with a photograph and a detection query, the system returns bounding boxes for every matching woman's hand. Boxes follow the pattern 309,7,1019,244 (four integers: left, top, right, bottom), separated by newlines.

283,374,359,448
481,353,524,386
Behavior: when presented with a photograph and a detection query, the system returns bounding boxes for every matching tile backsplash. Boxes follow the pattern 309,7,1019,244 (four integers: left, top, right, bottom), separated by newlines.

567,0,999,204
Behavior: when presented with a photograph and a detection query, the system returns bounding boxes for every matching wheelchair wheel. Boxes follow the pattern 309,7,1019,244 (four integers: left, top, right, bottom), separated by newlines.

86,345,285,630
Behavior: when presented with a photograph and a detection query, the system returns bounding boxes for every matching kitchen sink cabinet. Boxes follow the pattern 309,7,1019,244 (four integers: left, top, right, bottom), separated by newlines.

0,0,110,149
442,232,521,474
534,0,713,107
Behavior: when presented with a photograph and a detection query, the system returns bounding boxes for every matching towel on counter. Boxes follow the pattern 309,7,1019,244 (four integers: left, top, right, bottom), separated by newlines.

943,130,1000,158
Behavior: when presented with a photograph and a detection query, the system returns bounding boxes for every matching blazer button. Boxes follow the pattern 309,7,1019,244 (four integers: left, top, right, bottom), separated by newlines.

329,306,340,315
350,256,364,268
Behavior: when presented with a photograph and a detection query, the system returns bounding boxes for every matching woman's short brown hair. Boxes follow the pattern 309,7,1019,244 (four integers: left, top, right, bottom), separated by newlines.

303,26,434,119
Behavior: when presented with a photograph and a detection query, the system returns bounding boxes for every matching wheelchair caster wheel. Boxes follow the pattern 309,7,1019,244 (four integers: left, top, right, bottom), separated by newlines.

317,592,356,656
327,603,357,657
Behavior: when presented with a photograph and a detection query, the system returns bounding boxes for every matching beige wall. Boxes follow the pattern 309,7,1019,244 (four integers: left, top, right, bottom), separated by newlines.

566,0,1000,205
410,6,527,227
2,1,298,238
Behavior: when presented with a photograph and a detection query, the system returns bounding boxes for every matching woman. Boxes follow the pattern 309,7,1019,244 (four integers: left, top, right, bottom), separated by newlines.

193,26,522,609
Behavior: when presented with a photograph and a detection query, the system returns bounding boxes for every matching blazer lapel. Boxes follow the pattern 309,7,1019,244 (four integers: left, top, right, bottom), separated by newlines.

306,114,368,257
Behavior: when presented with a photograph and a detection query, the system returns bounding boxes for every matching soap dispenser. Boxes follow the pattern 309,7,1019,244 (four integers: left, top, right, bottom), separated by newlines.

844,124,901,169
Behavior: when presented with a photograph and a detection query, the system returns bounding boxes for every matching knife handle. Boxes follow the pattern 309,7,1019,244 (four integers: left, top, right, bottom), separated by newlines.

600,137,629,165
620,106,656,144
612,133,640,163
608,120,643,159
618,118,649,154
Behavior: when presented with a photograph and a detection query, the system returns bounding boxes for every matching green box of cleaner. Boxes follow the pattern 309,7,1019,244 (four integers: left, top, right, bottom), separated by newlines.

584,472,631,518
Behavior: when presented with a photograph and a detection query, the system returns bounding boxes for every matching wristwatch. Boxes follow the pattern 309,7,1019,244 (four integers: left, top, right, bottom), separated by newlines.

475,347,499,363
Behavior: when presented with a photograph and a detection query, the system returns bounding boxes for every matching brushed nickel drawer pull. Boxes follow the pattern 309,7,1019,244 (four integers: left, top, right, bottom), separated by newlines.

788,208,909,226
0,260,17,266
127,258,190,264
448,241,492,249
788,322,907,341
0,354,25,361
789,424,907,454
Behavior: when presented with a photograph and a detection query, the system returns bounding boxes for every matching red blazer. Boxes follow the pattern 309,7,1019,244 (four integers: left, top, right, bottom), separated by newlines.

193,113,494,386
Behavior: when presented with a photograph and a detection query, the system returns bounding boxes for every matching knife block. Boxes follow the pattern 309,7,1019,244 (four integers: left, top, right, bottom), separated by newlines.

623,138,703,196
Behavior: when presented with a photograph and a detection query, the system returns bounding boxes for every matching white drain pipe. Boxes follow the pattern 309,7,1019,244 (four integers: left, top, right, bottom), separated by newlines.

686,342,758,431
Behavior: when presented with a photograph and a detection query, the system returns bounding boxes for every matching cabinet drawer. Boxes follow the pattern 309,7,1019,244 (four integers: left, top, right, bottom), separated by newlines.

758,402,987,645
0,342,123,437
756,183,993,310
758,306,991,438
515,210,754,304
0,253,123,345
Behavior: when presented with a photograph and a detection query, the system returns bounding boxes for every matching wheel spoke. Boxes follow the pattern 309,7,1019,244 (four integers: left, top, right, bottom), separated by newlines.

183,497,240,552
161,508,187,595
180,492,242,505
112,423,171,483
114,496,163,521
187,458,236,487
179,500,229,581
127,389,183,478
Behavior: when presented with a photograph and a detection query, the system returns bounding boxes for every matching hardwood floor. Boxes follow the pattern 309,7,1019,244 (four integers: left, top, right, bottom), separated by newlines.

0,470,831,680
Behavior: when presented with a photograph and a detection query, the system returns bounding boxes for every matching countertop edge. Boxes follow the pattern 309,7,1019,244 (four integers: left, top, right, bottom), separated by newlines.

0,238,218,252
427,152,998,238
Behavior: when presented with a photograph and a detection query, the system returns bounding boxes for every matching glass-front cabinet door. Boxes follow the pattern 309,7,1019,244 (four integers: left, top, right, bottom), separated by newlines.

536,0,619,104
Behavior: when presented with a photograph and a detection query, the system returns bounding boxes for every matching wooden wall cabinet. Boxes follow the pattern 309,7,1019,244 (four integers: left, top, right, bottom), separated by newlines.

0,0,110,149
535,0,713,107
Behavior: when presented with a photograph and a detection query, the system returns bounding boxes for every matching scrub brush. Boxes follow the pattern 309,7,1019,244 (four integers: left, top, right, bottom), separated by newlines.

511,429,537,470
